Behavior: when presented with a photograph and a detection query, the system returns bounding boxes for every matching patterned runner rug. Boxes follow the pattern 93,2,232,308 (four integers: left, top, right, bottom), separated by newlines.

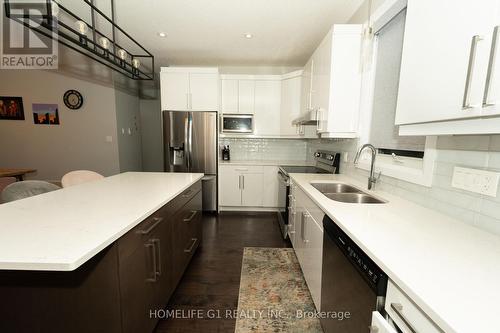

234,247,323,333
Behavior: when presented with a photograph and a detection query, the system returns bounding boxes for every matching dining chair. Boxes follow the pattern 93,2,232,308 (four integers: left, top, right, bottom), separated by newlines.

1,180,60,203
0,177,16,197
61,170,105,188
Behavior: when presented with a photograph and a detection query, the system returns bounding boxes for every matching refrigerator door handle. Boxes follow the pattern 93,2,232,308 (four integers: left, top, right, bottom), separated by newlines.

188,113,193,171
184,114,191,171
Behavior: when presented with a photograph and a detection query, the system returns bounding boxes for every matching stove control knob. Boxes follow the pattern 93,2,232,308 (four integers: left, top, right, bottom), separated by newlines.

327,155,334,161
314,152,321,158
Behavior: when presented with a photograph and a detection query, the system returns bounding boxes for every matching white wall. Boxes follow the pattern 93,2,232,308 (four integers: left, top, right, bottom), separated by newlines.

115,90,143,172
0,70,121,181
139,98,163,172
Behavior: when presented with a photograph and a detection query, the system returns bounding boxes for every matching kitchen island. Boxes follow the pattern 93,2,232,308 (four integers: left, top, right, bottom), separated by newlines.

0,172,204,333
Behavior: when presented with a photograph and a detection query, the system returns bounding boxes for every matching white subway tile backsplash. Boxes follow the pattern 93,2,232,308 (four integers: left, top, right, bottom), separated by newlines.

436,150,488,167
220,138,308,162
308,135,500,236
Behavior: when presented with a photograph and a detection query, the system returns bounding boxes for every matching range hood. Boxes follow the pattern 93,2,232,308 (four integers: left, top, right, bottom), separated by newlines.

292,109,319,126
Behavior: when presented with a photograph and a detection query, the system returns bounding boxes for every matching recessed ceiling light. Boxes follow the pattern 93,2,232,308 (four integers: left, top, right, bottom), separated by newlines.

244,33,253,39
158,32,167,38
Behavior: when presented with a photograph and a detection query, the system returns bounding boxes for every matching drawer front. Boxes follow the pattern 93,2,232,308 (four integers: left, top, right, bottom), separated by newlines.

370,311,397,333
118,181,202,259
385,280,442,333
172,191,202,285
220,165,264,174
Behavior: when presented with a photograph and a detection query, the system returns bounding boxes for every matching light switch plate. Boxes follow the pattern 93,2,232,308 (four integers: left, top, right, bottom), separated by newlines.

452,167,499,197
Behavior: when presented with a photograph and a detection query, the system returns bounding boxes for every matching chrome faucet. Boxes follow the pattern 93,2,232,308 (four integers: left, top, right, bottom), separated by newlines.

354,144,381,190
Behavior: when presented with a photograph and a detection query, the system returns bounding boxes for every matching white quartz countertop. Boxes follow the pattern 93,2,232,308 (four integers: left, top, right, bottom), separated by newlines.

290,173,500,333
0,172,204,271
219,160,314,166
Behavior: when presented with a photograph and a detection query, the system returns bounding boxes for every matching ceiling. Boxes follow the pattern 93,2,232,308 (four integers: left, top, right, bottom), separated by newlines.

106,0,365,68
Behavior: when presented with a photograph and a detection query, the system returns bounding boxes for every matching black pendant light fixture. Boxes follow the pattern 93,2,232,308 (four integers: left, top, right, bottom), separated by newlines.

4,0,154,80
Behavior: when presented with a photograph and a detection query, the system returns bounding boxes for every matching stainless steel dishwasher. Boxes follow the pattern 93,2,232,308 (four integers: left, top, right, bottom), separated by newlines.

321,215,388,333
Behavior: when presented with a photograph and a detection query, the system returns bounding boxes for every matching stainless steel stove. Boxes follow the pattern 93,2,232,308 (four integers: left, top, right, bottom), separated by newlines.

277,151,341,239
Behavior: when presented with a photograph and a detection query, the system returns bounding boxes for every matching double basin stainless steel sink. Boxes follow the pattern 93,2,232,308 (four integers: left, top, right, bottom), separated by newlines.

311,182,387,204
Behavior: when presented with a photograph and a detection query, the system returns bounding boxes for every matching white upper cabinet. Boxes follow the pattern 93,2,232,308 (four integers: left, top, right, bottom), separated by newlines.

160,67,219,112
238,80,256,114
189,73,219,111
306,25,363,138
160,71,190,111
221,79,239,113
395,0,500,125
254,80,281,135
301,59,314,116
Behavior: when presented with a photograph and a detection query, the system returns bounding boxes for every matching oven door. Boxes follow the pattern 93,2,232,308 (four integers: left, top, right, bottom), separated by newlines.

277,169,289,238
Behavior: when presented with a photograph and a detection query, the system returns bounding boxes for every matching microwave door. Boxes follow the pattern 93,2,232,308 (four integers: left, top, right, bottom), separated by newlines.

163,111,189,172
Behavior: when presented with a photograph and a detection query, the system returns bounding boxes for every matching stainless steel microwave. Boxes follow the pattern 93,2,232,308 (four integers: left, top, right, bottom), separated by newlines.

221,114,254,133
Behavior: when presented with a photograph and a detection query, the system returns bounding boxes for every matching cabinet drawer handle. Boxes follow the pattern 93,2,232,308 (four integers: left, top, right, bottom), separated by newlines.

182,189,193,198
145,242,157,282
137,217,163,235
152,238,161,277
484,26,499,107
390,303,418,333
184,238,198,253
463,35,484,109
235,168,249,171
184,210,197,222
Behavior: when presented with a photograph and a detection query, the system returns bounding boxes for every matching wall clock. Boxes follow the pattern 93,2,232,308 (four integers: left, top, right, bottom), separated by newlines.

63,90,84,110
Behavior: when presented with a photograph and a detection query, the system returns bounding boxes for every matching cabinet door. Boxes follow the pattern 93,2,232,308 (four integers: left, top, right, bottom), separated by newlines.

172,191,202,286
219,166,242,206
161,72,190,111
371,312,398,333
119,235,159,333
189,73,219,111
262,166,279,207
221,79,239,113
254,80,281,135
396,0,498,125
293,207,306,267
301,58,314,115
280,76,303,135
301,213,323,311
238,80,255,114
288,184,297,247
312,30,333,133
241,173,263,207
482,8,500,117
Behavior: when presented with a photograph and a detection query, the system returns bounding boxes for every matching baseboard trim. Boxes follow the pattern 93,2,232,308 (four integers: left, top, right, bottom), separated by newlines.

219,207,280,212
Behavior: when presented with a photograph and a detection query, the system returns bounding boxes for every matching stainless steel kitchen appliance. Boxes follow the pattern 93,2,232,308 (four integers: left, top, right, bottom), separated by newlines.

277,151,340,239
163,111,217,212
221,114,254,133
321,215,388,333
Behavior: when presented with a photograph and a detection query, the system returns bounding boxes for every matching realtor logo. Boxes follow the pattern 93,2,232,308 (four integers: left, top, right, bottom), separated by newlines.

1,0,58,69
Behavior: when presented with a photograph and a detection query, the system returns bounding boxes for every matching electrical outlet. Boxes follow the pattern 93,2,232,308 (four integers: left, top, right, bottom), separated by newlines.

452,167,499,197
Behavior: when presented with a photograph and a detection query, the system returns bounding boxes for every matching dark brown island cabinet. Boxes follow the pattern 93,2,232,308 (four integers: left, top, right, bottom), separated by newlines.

0,181,203,333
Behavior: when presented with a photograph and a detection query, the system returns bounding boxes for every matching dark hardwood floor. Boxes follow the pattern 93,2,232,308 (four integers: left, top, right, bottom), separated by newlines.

154,212,291,333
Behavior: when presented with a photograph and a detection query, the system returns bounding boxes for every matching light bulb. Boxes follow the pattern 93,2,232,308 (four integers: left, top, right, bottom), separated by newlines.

75,20,88,35
117,49,127,61
99,37,110,50
132,58,140,69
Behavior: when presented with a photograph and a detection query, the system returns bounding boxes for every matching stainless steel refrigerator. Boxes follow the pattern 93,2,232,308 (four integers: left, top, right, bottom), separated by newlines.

163,111,218,212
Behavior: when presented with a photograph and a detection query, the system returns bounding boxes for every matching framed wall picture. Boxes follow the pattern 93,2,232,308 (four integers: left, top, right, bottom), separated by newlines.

0,97,25,120
32,104,60,125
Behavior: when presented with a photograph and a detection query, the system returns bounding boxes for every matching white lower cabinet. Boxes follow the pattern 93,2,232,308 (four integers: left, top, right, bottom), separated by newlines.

219,165,263,207
293,185,323,311
385,280,442,333
370,312,397,333
219,165,280,208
